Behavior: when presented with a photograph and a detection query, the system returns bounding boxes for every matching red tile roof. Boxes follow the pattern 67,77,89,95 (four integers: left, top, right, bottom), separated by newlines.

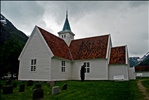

38,26,127,63
135,66,149,72
38,27,72,60
69,35,109,60
109,46,126,64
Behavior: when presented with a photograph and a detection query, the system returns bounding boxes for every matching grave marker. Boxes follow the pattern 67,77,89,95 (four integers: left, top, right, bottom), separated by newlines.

19,84,25,92
2,85,13,94
113,75,124,81
33,84,44,100
0,84,2,89
62,83,67,90
52,86,60,95
13,83,17,88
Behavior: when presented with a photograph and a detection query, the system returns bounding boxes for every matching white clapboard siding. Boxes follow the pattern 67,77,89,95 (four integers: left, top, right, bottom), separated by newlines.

51,58,72,81
136,72,149,77
71,59,108,80
108,64,129,80
128,67,136,79
18,26,53,81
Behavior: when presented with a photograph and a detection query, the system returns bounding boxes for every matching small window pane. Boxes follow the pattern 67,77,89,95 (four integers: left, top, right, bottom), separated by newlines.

84,62,86,67
62,67,63,72
62,61,65,66
64,67,65,72
31,66,33,71
34,66,36,71
64,61,65,66
31,60,33,65
87,62,89,67
34,59,36,65
87,68,90,73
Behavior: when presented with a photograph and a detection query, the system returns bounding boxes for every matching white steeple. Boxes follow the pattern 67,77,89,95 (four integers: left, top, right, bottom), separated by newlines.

58,10,75,46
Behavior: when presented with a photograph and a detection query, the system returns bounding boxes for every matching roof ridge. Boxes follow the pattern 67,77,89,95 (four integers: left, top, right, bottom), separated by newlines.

38,26,72,60
37,26,65,41
72,34,110,41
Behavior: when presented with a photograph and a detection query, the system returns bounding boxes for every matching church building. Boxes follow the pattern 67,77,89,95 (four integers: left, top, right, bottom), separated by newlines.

18,12,136,81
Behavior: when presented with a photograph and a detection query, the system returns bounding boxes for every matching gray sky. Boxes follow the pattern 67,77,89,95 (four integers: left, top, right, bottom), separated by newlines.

1,1,149,57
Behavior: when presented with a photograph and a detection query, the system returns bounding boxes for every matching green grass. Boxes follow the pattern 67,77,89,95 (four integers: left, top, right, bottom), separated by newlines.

141,79,149,94
0,79,146,100
129,80,144,100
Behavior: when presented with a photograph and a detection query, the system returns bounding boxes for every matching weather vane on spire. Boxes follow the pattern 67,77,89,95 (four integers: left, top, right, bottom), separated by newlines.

66,7,68,18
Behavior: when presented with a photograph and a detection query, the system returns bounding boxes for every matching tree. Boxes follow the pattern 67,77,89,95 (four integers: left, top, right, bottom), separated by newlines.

0,34,24,78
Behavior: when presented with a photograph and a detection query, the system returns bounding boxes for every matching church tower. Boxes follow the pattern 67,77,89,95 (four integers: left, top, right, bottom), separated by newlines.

58,11,75,46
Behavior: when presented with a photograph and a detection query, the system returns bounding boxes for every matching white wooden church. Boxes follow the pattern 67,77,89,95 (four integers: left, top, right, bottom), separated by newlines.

18,12,135,81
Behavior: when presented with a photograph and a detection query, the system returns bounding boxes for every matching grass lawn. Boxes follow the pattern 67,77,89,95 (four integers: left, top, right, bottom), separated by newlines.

0,78,147,100
141,78,149,94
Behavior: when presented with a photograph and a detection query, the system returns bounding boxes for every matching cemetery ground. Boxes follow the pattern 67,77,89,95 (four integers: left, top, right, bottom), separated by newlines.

0,78,149,100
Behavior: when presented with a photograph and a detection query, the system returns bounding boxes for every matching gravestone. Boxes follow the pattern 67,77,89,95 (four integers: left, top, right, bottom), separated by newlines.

19,84,25,92
113,75,124,81
0,84,3,89
5,80,12,85
13,83,17,88
62,83,67,90
32,88,44,100
2,85,13,94
52,86,60,95
27,80,33,86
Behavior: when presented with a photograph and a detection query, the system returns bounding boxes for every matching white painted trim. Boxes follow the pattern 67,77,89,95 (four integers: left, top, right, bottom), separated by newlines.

18,78,50,81
106,34,110,59
125,45,129,65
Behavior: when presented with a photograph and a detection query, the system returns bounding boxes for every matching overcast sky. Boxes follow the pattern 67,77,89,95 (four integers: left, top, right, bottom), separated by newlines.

1,1,149,57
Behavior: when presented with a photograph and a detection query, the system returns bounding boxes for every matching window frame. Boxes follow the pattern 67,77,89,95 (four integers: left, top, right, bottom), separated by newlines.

31,59,36,72
62,34,66,38
61,61,65,72
84,62,90,73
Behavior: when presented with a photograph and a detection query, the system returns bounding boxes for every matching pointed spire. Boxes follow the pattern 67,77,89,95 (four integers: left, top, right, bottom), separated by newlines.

66,10,68,18
58,10,75,36
62,10,71,31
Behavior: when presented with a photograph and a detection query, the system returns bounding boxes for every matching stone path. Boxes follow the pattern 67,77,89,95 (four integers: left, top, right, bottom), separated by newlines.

137,79,149,100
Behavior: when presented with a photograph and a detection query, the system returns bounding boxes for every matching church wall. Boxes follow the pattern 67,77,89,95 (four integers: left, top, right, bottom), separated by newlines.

108,64,129,80
135,72,149,77
128,67,136,79
51,58,72,81
71,59,108,80
18,27,52,81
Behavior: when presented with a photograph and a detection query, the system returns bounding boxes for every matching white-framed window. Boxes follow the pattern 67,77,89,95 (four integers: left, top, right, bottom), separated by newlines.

62,34,66,38
84,62,90,73
61,61,65,72
31,59,36,71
